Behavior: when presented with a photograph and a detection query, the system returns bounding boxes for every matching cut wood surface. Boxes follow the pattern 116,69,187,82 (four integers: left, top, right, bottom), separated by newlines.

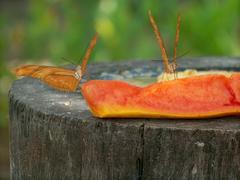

9,57,240,179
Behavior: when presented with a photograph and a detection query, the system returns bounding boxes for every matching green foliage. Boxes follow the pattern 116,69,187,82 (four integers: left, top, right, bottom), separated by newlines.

1,0,239,63
0,0,240,127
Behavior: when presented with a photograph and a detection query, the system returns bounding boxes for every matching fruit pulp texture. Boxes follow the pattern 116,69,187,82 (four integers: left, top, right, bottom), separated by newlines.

81,73,240,118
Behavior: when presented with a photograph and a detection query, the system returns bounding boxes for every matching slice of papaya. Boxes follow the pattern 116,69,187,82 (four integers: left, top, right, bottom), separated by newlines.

81,74,240,118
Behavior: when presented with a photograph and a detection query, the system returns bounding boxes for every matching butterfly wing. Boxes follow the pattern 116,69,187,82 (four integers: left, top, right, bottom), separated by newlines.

148,10,170,73
44,72,79,92
13,65,80,92
13,65,42,76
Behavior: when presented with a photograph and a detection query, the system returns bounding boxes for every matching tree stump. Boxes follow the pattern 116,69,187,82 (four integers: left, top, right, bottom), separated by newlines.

9,57,240,179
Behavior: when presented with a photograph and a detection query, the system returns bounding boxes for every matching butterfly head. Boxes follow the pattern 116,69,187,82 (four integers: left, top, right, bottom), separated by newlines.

73,65,81,79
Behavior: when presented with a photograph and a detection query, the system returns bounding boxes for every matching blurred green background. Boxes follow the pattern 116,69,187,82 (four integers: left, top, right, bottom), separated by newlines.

0,0,239,178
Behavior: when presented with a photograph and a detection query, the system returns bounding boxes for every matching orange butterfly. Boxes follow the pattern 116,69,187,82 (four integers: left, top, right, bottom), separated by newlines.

13,33,98,92
148,10,181,78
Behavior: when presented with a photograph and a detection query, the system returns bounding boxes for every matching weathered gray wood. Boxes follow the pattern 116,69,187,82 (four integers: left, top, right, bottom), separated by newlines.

9,57,240,179
143,120,240,179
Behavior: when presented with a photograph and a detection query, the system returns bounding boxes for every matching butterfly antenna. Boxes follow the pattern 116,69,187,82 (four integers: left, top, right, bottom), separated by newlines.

61,57,77,66
77,33,98,77
173,50,190,61
148,10,170,73
76,45,87,65
75,32,92,65
154,50,189,63
173,14,181,74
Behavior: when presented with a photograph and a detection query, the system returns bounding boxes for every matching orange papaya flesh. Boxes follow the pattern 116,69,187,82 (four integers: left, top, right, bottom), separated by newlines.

81,73,240,118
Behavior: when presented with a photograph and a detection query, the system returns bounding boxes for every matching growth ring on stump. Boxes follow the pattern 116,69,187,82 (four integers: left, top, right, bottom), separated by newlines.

9,57,240,179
